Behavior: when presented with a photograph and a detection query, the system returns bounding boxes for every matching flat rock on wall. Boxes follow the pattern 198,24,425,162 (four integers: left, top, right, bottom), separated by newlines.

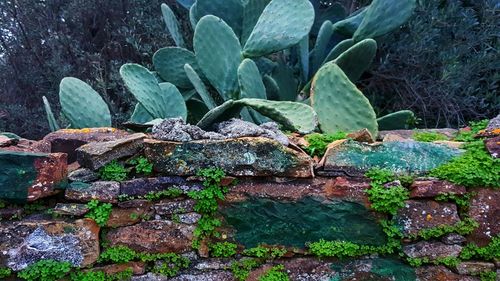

0,219,99,270
322,140,462,176
144,137,314,178
0,151,67,202
467,188,500,246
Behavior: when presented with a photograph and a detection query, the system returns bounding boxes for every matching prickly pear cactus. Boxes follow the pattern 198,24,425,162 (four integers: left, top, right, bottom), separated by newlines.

194,15,242,101
153,47,200,89
42,96,60,132
334,39,377,82
311,20,334,74
161,3,185,48
332,7,367,37
243,0,315,57
241,0,271,45
130,103,154,124
120,63,186,120
59,77,111,128
238,59,267,99
194,0,244,37
322,38,355,65
311,62,378,136
377,110,416,130
353,0,417,42
184,64,217,110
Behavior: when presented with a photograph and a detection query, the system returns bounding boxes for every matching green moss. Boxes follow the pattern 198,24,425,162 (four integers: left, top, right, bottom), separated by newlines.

151,254,190,277
454,119,489,142
406,256,460,268
143,188,183,201
209,242,238,258
365,169,409,215
460,235,500,261
99,160,128,181
0,267,12,279
243,246,287,259
259,265,289,281
128,156,153,175
411,217,478,240
430,141,500,188
231,258,261,281
98,245,136,263
412,131,448,142
17,260,72,281
304,132,348,157
85,199,113,227
479,271,497,281
69,269,133,281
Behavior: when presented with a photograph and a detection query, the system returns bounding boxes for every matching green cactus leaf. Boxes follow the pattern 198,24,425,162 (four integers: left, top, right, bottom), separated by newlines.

189,3,199,29
120,63,185,120
322,38,355,65
311,62,378,136
42,96,60,132
241,0,271,45
332,7,367,37
194,15,242,101
161,3,185,48
334,38,377,82
311,20,334,74
130,103,154,124
263,75,280,100
197,98,318,134
377,110,416,130
238,59,267,100
354,0,417,41
271,60,299,101
311,3,346,34
158,82,188,121
184,63,217,110
153,47,200,89
299,35,310,81
59,77,111,128
187,98,210,124
194,0,244,37
243,0,315,57
182,89,197,101
254,57,277,75
176,0,195,10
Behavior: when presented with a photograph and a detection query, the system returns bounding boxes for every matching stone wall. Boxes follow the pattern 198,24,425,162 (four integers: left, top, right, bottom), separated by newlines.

0,125,498,281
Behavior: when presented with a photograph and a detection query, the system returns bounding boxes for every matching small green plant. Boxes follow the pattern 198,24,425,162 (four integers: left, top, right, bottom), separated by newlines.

98,245,136,263
479,271,497,281
304,132,348,157
435,192,475,213
128,156,153,175
259,265,289,281
151,254,190,277
99,160,128,181
454,119,489,142
412,131,448,142
231,258,261,281
70,270,107,281
430,140,500,188
0,267,12,279
460,236,500,261
144,188,183,201
209,242,238,258
85,199,113,227
406,256,460,268
307,239,365,258
0,199,6,209
243,246,287,259
17,260,72,281
413,218,478,240
365,169,409,215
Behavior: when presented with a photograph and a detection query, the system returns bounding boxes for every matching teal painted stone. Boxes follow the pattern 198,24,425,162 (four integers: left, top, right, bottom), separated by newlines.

221,197,386,248
323,140,462,175
331,258,416,281
0,151,67,203
143,137,314,178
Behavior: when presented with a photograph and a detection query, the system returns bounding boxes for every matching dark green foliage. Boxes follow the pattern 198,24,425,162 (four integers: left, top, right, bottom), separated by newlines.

259,265,289,281
243,246,287,259
209,242,238,258
151,254,190,277
85,199,113,227
99,160,128,181
304,132,348,157
412,131,448,142
412,218,479,240
70,269,133,281
454,119,490,142
460,236,500,261
98,246,136,263
365,169,409,215
406,256,460,268
479,271,497,281
17,260,72,281
0,267,12,279
430,141,500,188
231,258,261,281
364,1,499,128
128,156,153,175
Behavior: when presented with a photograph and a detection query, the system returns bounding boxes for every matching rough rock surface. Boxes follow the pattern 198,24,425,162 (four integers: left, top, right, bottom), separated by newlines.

415,266,479,281
92,261,146,276
322,140,462,176
486,113,500,130
467,188,500,246
144,137,313,178
106,200,152,228
53,203,89,216
484,136,499,158
120,177,202,197
76,133,146,170
152,118,289,146
65,181,120,203
0,219,99,270
378,129,459,140
132,271,235,281
441,233,467,245
0,151,67,202
68,168,99,183
154,199,196,215
106,220,194,253
396,200,461,237
455,261,495,275
403,241,462,259
43,128,130,162
409,178,466,198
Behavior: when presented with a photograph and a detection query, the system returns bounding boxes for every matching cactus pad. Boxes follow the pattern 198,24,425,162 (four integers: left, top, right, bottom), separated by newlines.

130,103,154,124
184,64,217,110
377,110,416,130
334,39,377,82
241,0,271,44
354,0,416,41
194,16,242,100
243,0,315,57
238,59,267,99
59,77,111,128
332,7,367,37
158,82,188,121
161,4,185,48
153,47,200,89
311,20,334,74
42,96,60,132
194,0,244,37
311,62,378,136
